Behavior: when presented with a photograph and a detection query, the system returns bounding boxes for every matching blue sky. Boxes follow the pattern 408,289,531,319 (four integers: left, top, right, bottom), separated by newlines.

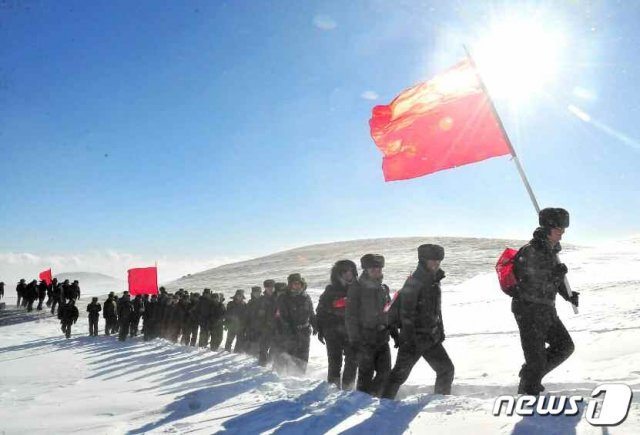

2,0,639,279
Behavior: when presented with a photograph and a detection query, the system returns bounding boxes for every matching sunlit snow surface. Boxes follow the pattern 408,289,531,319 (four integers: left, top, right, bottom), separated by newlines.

1,237,639,434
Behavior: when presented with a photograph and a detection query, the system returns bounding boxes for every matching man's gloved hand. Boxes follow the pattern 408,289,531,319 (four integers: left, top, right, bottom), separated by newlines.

552,263,568,278
569,291,580,307
317,332,325,345
435,269,446,282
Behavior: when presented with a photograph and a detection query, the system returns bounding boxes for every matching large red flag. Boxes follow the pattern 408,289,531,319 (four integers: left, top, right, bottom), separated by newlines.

128,267,158,296
369,59,511,181
39,269,53,286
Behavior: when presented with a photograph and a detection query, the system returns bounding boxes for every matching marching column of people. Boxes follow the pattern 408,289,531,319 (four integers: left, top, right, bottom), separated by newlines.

6,207,577,401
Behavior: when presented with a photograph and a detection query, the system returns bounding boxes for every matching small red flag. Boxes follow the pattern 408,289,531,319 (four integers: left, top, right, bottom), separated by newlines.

128,267,158,296
370,59,510,181
39,269,53,286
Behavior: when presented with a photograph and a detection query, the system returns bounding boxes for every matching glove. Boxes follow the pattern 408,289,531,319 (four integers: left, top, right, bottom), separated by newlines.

569,291,580,307
317,332,325,345
312,328,318,336
552,263,568,278
435,269,446,282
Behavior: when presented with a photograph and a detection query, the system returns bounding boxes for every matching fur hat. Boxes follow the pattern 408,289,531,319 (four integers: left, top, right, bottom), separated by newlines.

233,289,245,300
539,208,570,229
251,286,262,294
418,244,445,261
330,260,358,286
263,279,276,288
287,273,307,291
360,254,385,269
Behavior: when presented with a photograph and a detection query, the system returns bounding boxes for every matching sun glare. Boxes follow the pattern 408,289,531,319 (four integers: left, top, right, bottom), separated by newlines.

472,17,565,103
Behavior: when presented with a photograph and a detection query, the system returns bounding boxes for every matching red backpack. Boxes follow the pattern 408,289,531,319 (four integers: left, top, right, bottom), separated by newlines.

496,248,519,297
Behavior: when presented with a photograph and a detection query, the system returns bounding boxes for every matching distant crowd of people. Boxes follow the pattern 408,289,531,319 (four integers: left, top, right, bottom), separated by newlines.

3,207,579,399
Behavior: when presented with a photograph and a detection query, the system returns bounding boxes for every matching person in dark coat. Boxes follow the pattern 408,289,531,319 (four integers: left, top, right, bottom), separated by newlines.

224,290,247,352
103,292,118,336
257,279,278,366
117,292,133,341
51,280,62,315
182,293,200,346
71,280,81,301
25,280,38,311
275,273,317,375
87,297,102,336
61,279,72,303
143,294,159,341
209,293,226,350
46,278,55,308
382,244,454,399
59,300,79,339
317,260,359,390
512,207,577,395
346,254,392,397
130,295,144,337
195,289,213,347
0,281,4,300
37,280,47,310
16,279,26,307
243,286,264,356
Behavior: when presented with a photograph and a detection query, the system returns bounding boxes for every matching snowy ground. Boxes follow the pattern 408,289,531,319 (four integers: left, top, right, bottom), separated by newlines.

1,237,639,434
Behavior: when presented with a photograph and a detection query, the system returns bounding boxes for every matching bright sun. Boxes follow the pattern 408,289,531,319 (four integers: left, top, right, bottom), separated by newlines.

472,17,565,102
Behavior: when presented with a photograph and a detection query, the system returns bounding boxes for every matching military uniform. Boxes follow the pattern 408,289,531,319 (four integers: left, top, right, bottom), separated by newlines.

346,255,391,397
317,260,358,390
512,208,577,395
382,244,454,399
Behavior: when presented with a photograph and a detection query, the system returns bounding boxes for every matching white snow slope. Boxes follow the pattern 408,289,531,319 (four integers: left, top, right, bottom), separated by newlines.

1,236,639,434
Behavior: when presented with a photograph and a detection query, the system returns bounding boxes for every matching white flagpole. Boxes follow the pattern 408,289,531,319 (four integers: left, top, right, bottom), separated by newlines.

463,45,578,314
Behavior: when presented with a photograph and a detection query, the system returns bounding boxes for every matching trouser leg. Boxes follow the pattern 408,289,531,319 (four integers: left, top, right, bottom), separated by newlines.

515,310,547,395
543,314,575,378
342,338,358,390
423,343,455,395
325,336,344,386
381,345,421,399
258,333,272,366
225,329,236,351
370,343,391,397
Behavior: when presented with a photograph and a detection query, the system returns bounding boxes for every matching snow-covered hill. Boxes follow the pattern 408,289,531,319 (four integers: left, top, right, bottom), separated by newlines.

1,236,638,434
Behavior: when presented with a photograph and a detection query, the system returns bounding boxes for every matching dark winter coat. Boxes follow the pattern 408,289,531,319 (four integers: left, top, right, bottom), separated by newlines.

225,300,246,331
70,282,81,300
397,263,445,348
25,281,38,301
87,302,102,320
276,290,316,336
513,227,571,307
16,281,26,297
209,300,226,327
193,295,212,327
117,298,133,324
103,297,117,319
316,270,351,337
345,272,390,345
256,293,278,334
37,281,47,300
244,295,264,336
59,304,79,324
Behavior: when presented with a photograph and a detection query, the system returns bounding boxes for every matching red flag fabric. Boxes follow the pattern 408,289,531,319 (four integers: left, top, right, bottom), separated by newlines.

370,59,511,181
39,269,53,286
128,267,158,296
